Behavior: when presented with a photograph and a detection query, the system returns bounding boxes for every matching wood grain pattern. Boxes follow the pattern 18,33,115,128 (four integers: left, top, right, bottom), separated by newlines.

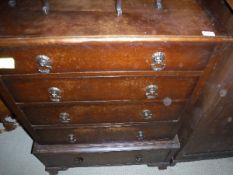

0,0,227,37
0,0,232,172
3,76,198,103
34,122,179,144
225,0,233,9
176,43,233,161
21,102,183,125
0,42,214,74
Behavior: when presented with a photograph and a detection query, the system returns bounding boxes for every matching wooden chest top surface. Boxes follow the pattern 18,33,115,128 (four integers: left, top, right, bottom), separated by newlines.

0,0,229,38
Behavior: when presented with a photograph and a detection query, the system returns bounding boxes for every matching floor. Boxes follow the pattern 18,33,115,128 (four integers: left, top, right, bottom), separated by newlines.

0,126,232,175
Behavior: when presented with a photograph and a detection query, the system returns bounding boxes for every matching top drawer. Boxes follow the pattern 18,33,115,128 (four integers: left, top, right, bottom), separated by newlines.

0,42,214,74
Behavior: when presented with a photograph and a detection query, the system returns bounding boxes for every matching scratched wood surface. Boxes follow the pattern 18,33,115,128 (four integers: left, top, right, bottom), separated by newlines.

0,0,228,37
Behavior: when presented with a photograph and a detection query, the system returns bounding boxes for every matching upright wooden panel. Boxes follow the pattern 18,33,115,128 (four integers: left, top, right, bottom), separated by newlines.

176,44,233,161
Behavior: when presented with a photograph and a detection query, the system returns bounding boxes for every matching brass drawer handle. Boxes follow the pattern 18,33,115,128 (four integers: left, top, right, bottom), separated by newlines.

137,131,144,141
48,87,62,102
145,85,158,99
36,55,52,73
59,112,71,124
67,134,77,144
151,52,166,71
142,109,153,120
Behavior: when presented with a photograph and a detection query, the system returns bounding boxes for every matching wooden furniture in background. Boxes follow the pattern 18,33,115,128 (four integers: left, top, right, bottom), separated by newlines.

0,99,17,132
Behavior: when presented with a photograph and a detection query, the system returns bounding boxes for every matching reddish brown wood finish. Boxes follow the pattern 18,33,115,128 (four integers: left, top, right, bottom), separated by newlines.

0,0,232,173
0,99,8,119
0,42,214,74
176,44,233,161
34,122,178,144
2,76,198,103
198,0,233,35
0,0,227,36
21,102,183,125
0,79,36,138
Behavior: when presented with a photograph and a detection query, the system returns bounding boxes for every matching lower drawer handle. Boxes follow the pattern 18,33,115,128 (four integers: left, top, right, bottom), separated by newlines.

74,157,84,164
135,155,143,163
67,134,77,144
137,131,144,141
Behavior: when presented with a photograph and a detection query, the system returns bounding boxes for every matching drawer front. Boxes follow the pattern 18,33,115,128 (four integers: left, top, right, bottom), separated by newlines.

34,123,178,144
33,137,180,167
22,102,183,125
36,149,170,167
3,76,198,103
0,42,214,74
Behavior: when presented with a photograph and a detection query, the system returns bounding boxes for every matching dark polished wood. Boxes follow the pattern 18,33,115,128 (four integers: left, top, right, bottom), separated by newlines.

0,99,8,119
21,102,183,125
0,42,214,74
0,0,232,174
2,75,198,103
33,136,180,168
176,44,233,161
34,121,179,144
0,0,228,36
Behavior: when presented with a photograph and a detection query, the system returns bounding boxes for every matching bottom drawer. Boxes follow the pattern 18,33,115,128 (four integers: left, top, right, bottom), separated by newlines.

34,122,178,144
33,136,180,168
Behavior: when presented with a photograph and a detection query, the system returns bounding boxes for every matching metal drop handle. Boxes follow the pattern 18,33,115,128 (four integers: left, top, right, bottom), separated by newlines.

145,85,158,99
67,134,77,143
59,112,71,123
137,131,144,141
74,157,84,164
155,0,163,10
135,155,143,162
151,52,166,71
42,0,50,15
8,0,16,7
142,109,153,120
48,87,62,102
36,55,52,73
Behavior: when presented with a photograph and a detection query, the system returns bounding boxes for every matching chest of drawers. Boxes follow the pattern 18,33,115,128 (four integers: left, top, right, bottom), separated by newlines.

0,0,232,174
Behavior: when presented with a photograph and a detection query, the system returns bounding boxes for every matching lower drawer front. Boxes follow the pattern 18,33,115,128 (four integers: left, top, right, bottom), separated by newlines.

21,102,183,125
34,123,178,144
37,149,169,167
33,136,180,167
